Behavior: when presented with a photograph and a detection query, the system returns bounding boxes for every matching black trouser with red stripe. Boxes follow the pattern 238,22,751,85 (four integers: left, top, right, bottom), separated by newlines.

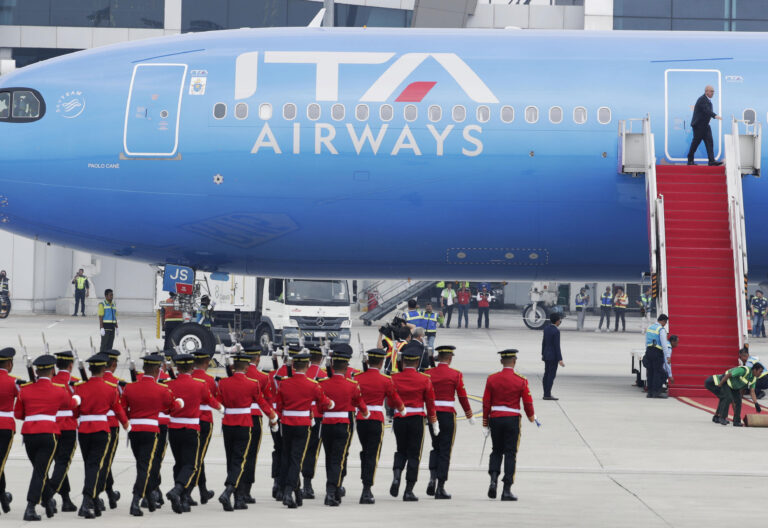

78,431,109,499
428,411,456,482
168,428,200,493
100,426,119,494
280,425,310,493
488,416,521,485
244,415,262,488
129,431,159,498
357,420,383,487
195,420,213,491
223,425,252,494
301,417,322,481
392,415,424,484
24,433,57,505
149,424,168,491
322,422,352,493
0,430,12,498
49,429,77,496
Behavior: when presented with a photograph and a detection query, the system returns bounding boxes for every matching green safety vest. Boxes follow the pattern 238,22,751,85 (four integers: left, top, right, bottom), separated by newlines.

75,276,88,290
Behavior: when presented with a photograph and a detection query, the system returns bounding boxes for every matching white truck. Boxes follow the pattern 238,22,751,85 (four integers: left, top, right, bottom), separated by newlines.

156,273,352,353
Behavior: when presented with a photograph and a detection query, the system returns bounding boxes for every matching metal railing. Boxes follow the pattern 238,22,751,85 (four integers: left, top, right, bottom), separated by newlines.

655,195,669,318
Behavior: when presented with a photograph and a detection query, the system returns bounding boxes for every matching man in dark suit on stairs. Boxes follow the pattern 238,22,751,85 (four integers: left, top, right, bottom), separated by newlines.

687,85,723,166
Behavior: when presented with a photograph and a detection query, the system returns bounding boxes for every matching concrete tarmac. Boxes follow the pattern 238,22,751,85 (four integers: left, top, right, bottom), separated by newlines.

0,310,765,527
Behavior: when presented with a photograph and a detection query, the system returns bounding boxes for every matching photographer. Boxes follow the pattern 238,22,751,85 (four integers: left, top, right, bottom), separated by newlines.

377,318,410,375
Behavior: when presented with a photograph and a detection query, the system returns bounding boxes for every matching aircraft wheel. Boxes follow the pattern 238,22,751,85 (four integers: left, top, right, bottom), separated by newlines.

170,323,215,354
522,304,547,330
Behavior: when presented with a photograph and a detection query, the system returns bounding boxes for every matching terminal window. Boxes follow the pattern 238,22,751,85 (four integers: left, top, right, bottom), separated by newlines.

0,0,164,28
614,0,768,31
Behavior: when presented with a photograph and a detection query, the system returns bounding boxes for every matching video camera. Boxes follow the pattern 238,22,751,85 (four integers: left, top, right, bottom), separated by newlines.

379,316,408,340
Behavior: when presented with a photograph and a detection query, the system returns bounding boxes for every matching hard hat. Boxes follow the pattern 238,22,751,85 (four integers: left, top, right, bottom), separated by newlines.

746,355,760,368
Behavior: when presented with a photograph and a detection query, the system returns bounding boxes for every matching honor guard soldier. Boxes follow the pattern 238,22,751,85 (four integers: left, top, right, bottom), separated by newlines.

425,345,474,499
74,354,129,519
482,350,536,501
243,347,272,504
389,341,437,502
98,289,118,351
300,346,327,499
191,350,222,505
275,351,334,509
217,354,278,512
14,354,80,521
0,347,19,515
121,354,183,516
101,349,125,509
354,349,405,504
267,346,297,501
319,346,369,506
165,353,222,514
50,351,79,513
145,348,176,509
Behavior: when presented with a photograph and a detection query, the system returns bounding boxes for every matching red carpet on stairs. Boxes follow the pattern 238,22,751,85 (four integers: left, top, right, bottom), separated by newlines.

656,165,739,398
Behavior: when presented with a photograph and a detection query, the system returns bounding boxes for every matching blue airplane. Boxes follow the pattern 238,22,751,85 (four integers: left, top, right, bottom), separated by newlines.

0,28,764,280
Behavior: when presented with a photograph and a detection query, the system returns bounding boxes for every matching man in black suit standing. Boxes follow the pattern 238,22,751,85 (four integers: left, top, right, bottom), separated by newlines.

687,85,723,166
541,313,565,401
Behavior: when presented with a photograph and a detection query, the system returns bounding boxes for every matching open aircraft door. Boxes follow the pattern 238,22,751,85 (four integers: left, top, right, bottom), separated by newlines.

123,63,187,157
664,69,721,163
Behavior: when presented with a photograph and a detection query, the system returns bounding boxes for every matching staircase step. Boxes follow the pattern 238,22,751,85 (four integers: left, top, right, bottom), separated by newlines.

656,165,725,174
656,174,725,184
664,218,730,230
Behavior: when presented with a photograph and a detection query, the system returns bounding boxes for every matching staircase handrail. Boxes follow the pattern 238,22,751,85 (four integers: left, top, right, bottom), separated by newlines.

655,195,669,317
642,116,658,277
725,122,749,347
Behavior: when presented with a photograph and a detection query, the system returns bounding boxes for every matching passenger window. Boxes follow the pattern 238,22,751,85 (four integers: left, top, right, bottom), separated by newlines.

525,106,539,124
258,103,272,120
452,105,466,122
12,90,40,119
598,106,611,124
428,105,441,122
283,103,296,120
0,92,8,119
307,103,321,121
404,104,417,122
332,104,345,121
213,102,226,119
477,105,490,123
380,104,393,121
500,106,514,123
355,104,369,121
573,106,587,124
743,108,756,124
549,106,563,124
235,103,248,120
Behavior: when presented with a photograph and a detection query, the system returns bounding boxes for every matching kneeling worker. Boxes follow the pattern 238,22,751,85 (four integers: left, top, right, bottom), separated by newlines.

705,356,763,426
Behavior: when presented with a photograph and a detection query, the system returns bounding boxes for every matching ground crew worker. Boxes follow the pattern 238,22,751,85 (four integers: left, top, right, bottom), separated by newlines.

477,287,492,329
404,299,423,330
0,347,19,515
423,303,439,350
644,315,670,399
300,347,327,499
162,292,183,349
71,269,89,316
597,286,612,332
389,341,437,502
49,351,79,513
482,349,535,502
14,354,80,521
74,353,128,519
613,287,628,332
243,348,272,504
705,357,763,426
319,347,369,506
751,291,768,338
354,348,404,504
165,353,222,514
0,271,8,296
440,282,456,328
574,288,589,331
217,354,277,512
98,290,118,351
636,287,652,334
196,296,213,328
121,353,182,516
101,349,124,510
425,345,474,500
275,351,334,508
191,351,221,505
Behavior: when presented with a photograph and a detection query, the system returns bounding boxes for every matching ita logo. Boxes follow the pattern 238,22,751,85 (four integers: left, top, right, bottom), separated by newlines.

56,91,85,118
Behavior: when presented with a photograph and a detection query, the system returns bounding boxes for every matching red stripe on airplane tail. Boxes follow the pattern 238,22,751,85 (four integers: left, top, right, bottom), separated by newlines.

395,81,437,102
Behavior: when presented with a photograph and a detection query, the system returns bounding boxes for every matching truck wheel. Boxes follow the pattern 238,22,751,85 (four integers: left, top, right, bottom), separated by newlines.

256,325,273,348
170,323,215,354
522,304,548,330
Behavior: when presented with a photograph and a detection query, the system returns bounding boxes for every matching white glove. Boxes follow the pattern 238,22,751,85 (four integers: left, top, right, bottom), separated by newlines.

482,426,490,438
175,398,184,409
269,416,279,432
100,328,105,336
115,328,119,337
72,395,82,407
431,420,440,436
468,416,476,426
362,410,370,420
216,406,225,415
398,407,407,417
328,399,335,410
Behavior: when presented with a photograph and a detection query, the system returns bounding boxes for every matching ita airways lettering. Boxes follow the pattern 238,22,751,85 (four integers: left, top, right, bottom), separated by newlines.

234,51,499,103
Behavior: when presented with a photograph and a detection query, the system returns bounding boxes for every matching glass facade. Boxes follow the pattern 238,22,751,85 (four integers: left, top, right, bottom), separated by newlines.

0,0,164,28
11,47,81,68
614,0,768,31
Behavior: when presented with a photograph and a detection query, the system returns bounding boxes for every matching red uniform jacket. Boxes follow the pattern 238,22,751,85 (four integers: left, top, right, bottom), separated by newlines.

0,368,20,432
75,377,128,434
121,375,180,433
247,364,273,416
52,370,79,431
391,367,437,423
219,372,275,427
191,368,221,424
166,373,220,430
275,372,332,426
14,377,76,434
319,374,368,424
306,364,327,418
353,369,403,422
345,367,360,379
102,371,124,428
482,368,535,426
426,363,472,417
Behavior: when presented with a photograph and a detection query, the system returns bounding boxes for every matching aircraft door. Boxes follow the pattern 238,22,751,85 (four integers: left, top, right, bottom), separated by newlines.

664,69,721,162
123,63,187,157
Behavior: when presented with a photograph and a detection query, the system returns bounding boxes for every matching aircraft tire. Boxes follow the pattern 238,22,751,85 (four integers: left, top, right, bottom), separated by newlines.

522,304,547,330
170,323,215,354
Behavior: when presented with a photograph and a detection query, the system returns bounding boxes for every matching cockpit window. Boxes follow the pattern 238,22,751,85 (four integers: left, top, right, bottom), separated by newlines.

12,91,40,119
0,93,9,119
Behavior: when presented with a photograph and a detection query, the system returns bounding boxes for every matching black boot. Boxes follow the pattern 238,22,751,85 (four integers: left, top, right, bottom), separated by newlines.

435,480,451,500
282,487,297,509
488,472,499,499
426,470,436,496
129,494,143,517
23,502,41,521
60,492,77,512
180,494,192,512
166,484,184,514
403,481,418,502
359,485,375,505
324,484,339,507
337,486,346,498
302,478,315,499
106,489,120,509
77,496,94,519
145,492,157,513
153,488,164,507
243,483,255,504
390,468,403,497
44,497,55,518
183,492,197,507
0,491,10,513
93,496,103,517
233,494,248,510
501,483,517,501
294,487,303,507
218,485,234,512
272,479,279,499
199,485,214,505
